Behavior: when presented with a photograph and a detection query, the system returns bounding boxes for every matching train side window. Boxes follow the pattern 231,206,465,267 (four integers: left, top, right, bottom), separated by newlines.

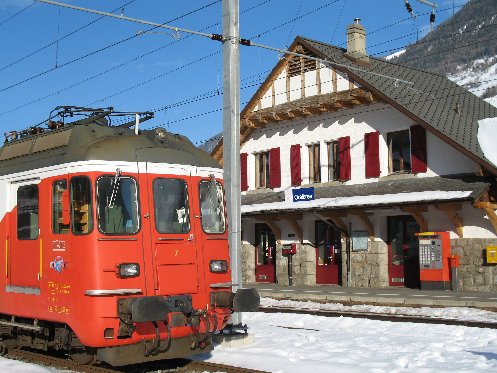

153,178,190,234
199,179,226,234
96,176,139,235
52,180,70,234
17,185,39,240
70,176,93,235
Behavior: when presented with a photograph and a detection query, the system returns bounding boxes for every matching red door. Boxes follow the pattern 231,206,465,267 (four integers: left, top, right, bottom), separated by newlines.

387,216,420,288
315,221,341,285
8,181,41,292
140,162,199,296
255,223,276,283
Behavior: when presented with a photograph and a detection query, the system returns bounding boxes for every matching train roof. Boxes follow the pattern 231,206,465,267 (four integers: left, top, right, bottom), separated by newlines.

0,109,220,176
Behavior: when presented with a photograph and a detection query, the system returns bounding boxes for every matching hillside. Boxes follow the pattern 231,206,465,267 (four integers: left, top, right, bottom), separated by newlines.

391,0,497,75
389,0,497,104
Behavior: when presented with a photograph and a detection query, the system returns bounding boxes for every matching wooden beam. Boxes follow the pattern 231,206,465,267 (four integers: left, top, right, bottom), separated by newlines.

435,204,463,238
327,216,347,234
282,217,303,243
255,217,282,243
351,211,375,240
474,201,497,236
320,210,347,218
401,207,428,232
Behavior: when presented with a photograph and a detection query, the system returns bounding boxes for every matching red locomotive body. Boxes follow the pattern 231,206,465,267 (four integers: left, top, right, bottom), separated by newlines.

0,107,258,366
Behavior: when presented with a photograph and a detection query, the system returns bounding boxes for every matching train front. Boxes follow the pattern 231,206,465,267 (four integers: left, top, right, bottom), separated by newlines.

68,127,260,366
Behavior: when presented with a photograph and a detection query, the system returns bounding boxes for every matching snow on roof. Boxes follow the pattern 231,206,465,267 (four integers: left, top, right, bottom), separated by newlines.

241,190,472,214
478,117,497,167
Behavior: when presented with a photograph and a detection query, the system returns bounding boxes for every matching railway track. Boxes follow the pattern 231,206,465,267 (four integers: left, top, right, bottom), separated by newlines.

259,306,497,329
5,348,270,373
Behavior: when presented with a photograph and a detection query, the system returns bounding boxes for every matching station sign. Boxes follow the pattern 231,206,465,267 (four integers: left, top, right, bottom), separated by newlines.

292,187,314,202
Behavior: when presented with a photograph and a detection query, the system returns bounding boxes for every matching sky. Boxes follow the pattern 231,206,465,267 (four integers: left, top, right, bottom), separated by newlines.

2,297,497,372
0,0,470,147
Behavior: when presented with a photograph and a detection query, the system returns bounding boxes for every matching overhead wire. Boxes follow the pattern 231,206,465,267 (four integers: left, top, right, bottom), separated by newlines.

0,1,36,28
2,0,492,123
0,0,272,115
0,0,137,72
0,0,221,93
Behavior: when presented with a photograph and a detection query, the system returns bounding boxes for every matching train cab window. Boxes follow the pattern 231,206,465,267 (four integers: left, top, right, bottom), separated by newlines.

70,176,93,235
97,175,139,235
52,180,70,234
17,185,39,240
199,179,226,234
153,178,190,234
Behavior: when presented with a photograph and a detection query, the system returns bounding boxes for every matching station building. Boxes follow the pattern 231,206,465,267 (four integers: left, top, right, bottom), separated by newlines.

211,21,497,291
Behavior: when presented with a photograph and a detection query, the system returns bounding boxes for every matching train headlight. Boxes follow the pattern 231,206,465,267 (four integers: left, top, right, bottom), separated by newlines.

210,260,228,273
117,263,140,278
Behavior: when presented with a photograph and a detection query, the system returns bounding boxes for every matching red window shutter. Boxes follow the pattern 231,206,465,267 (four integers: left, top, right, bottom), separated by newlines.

410,125,427,174
364,132,380,178
240,153,248,191
339,136,351,181
290,144,302,186
269,147,281,188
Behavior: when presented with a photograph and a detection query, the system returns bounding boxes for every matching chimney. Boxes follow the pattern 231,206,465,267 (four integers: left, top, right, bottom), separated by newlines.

345,18,369,65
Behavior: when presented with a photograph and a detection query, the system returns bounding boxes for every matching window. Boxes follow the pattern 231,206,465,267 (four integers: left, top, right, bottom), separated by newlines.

17,185,38,240
153,178,190,234
255,151,270,188
308,143,321,183
388,130,411,173
70,176,93,235
97,175,139,235
52,180,70,234
199,179,226,234
327,141,340,181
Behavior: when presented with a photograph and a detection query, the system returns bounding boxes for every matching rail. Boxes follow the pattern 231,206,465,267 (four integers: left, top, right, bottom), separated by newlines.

259,306,497,329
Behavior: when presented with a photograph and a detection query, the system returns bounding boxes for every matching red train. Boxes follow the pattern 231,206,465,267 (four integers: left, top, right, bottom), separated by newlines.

0,106,258,366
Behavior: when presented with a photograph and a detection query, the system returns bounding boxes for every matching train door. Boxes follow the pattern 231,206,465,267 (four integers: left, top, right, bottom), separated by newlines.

387,216,420,288
138,162,199,296
255,223,276,283
315,221,341,285
8,180,41,293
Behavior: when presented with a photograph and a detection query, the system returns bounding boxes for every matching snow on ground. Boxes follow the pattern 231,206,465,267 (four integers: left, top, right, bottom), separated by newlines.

197,311,497,372
3,298,497,372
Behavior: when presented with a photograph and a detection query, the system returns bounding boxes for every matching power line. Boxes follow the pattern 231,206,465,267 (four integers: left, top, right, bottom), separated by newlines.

0,1,36,28
0,0,273,116
0,0,221,93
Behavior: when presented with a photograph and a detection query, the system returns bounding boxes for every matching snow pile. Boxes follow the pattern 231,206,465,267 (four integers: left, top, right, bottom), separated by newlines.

477,117,497,167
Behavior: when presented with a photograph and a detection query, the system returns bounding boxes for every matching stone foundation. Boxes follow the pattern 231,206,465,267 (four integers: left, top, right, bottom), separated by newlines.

452,238,497,291
241,243,256,284
349,240,389,288
276,243,316,286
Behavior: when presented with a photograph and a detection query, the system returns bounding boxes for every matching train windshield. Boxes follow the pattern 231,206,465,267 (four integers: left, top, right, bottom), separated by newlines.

96,174,139,235
199,179,226,234
153,178,190,233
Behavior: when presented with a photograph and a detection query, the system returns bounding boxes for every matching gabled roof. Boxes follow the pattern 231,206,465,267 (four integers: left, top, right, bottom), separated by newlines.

212,36,497,175
298,36,497,175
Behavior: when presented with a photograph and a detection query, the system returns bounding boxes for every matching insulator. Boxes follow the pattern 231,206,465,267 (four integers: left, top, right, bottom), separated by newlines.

430,10,436,24
405,0,413,14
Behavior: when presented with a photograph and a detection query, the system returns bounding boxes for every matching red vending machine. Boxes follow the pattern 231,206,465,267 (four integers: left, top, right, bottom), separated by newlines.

417,232,451,290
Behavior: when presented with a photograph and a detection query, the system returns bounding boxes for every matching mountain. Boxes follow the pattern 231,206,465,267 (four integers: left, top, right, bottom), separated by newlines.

389,0,497,105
